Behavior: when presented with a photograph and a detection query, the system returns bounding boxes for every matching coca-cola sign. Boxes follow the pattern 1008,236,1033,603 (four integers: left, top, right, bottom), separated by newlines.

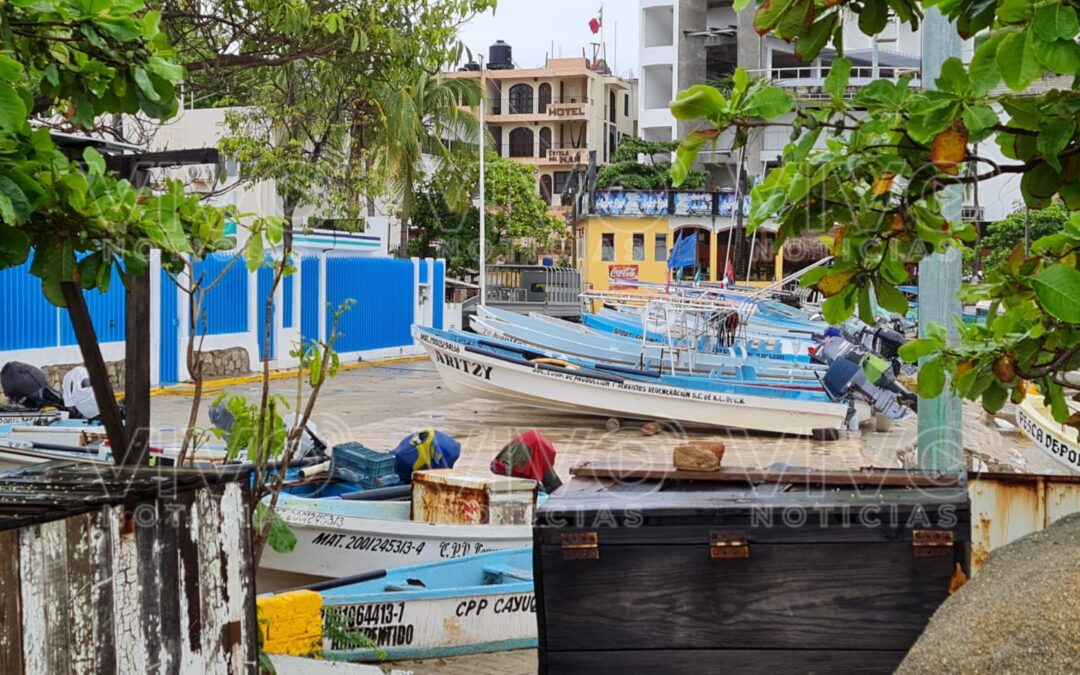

608,264,639,281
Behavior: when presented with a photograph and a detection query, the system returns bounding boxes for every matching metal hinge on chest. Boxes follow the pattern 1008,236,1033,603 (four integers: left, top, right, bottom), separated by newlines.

710,531,749,559
912,530,954,557
561,531,599,560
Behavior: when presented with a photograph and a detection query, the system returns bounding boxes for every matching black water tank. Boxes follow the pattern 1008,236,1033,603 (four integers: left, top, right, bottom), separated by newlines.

460,61,481,72
489,40,513,69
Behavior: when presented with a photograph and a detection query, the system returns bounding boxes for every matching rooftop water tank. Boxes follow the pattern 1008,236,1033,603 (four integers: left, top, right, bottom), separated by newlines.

460,60,481,72
489,40,513,70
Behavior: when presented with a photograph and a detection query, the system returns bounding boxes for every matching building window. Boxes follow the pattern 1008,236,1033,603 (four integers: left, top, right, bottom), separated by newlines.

509,83,534,114
654,233,668,262
554,170,571,195
538,83,552,114
601,233,615,261
540,174,553,204
632,234,645,261
490,126,503,156
624,93,629,117
609,91,616,123
577,229,585,260
539,127,552,157
509,127,534,157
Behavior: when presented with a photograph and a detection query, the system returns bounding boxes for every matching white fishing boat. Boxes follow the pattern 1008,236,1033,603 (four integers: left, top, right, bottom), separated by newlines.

1016,390,1080,474
261,548,535,662
261,470,538,578
414,325,852,436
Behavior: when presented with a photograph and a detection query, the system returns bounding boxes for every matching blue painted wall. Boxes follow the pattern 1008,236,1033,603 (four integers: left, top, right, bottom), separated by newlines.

0,259,59,351
300,256,319,344
434,260,445,330
159,267,179,384
194,253,248,335
326,257,414,353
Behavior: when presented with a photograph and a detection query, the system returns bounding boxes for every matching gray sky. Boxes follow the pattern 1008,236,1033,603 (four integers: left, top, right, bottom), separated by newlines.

457,1,640,79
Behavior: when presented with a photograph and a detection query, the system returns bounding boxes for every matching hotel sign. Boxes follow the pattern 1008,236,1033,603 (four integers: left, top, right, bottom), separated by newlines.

548,149,585,165
547,102,586,118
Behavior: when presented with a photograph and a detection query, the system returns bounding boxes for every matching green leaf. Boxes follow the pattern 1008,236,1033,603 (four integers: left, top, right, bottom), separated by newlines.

754,0,797,35
82,146,106,176
918,357,946,398
982,382,1008,413
961,105,999,136
1021,162,1061,207
875,281,910,315
741,87,792,119
266,510,297,554
132,66,160,102
821,285,857,324
733,0,753,9
0,82,27,132
858,282,876,324
936,57,969,95
899,338,942,363
670,85,726,121
1031,264,1080,323
244,232,265,271
146,56,185,83
1034,37,1080,74
0,223,30,267
824,58,851,103
0,54,23,82
1037,118,1075,171
671,129,718,186
1033,3,1079,41
997,28,1042,91
858,0,889,35
795,12,838,61
969,32,1005,96
0,176,30,223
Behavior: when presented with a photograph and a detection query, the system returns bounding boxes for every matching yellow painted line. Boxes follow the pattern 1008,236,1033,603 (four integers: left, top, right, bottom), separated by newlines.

257,590,324,656
149,354,428,397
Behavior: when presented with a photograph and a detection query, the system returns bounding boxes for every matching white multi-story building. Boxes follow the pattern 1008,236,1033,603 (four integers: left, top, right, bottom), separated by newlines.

638,0,1020,224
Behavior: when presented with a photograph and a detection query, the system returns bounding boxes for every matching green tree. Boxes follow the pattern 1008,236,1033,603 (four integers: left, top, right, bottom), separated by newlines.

670,0,1080,429
377,72,483,254
981,204,1070,272
596,137,709,190
408,154,565,276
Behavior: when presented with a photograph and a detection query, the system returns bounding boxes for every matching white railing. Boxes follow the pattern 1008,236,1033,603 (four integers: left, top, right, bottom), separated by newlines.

746,66,922,94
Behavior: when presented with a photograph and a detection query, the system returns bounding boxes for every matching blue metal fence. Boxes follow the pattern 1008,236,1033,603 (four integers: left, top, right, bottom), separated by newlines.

159,267,179,384
434,260,445,330
0,259,58,351
300,256,319,344
256,265,275,361
326,257,414,353
282,273,294,329
194,253,248,335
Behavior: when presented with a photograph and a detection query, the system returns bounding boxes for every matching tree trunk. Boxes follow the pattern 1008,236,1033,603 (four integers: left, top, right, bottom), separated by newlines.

123,270,152,465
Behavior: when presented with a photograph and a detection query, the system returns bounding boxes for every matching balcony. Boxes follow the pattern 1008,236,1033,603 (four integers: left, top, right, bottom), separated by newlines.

593,190,750,218
749,54,922,98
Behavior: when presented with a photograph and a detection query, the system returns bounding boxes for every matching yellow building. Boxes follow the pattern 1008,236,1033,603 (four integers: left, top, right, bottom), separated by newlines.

576,190,784,292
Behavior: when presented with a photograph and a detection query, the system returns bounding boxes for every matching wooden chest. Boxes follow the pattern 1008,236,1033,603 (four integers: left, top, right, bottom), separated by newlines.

533,464,970,674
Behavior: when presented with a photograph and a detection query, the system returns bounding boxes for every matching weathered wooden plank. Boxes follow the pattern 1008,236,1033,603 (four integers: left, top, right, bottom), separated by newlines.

0,529,23,675
110,504,147,674
136,500,165,672
18,519,73,673
66,512,99,674
220,481,259,672
542,649,905,674
124,271,152,464
17,524,44,672
174,488,204,672
90,507,117,675
196,483,229,673
570,461,962,487
538,542,953,651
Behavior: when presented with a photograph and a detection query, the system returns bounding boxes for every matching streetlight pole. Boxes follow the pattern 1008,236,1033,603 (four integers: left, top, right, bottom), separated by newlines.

917,9,964,473
478,55,487,307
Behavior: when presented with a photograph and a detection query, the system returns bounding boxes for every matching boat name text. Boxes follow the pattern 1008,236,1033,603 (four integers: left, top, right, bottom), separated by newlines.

433,351,494,381
1017,407,1080,471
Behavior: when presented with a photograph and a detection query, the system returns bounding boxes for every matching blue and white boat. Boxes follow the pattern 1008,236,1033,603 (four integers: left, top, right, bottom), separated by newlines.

267,548,536,662
415,325,856,436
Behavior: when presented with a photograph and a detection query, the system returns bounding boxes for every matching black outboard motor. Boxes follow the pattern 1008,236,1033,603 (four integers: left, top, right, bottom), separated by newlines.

1,361,64,410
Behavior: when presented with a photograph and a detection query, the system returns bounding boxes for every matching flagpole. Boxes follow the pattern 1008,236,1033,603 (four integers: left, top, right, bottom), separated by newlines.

479,56,487,307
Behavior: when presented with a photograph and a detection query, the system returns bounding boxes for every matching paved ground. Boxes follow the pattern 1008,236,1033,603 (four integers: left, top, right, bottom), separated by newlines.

150,357,1053,674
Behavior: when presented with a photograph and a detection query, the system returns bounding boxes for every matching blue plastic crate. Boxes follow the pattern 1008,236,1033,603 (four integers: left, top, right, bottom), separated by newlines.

330,442,401,490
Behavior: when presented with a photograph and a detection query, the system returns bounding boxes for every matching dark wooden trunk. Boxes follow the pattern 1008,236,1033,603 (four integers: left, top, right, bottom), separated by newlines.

534,470,969,673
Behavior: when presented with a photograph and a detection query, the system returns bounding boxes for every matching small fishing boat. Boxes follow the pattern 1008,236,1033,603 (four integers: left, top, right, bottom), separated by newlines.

415,325,854,436
260,470,539,578
264,548,536,661
1016,390,1080,474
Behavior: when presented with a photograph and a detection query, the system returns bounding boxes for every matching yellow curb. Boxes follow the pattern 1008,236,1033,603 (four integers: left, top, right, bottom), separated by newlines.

148,354,428,397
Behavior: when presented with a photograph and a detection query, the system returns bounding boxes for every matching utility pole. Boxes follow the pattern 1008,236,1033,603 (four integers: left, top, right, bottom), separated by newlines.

917,9,964,473
478,55,487,307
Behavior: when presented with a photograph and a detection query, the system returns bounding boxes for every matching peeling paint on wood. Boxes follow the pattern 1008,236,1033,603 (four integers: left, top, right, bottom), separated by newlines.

0,462,257,674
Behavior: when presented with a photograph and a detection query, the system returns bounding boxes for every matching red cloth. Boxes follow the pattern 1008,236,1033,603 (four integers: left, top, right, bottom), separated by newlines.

589,17,601,34
491,429,558,483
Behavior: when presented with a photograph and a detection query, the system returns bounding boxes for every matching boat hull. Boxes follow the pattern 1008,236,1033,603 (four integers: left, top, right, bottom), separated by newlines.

414,327,848,436
1016,395,1080,474
260,496,534,578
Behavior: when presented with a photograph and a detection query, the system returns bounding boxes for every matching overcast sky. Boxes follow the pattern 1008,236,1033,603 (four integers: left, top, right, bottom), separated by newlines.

457,1,641,79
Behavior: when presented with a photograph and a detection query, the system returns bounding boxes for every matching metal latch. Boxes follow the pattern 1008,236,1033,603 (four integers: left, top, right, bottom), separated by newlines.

561,531,599,560
710,531,749,559
912,529,954,558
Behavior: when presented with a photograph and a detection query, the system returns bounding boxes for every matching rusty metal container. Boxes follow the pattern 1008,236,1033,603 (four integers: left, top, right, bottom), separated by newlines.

411,470,537,525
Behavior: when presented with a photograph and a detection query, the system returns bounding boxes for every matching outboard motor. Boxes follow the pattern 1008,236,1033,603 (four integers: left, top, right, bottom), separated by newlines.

62,366,99,420
490,429,562,493
822,357,910,420
1,361,64,410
